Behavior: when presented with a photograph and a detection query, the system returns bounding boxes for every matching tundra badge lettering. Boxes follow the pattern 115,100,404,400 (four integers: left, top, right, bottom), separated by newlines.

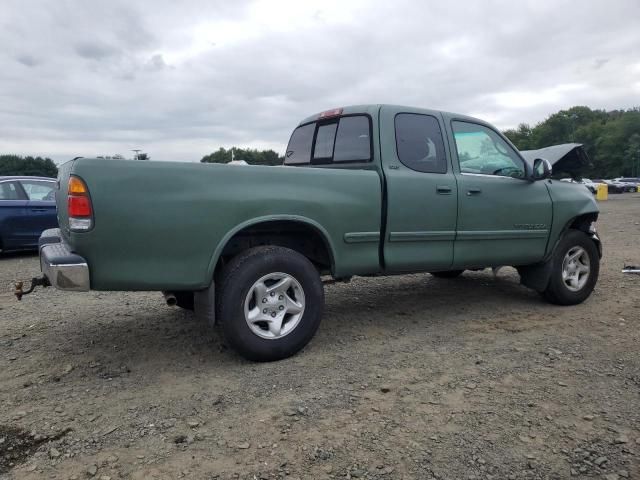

514,223,547,230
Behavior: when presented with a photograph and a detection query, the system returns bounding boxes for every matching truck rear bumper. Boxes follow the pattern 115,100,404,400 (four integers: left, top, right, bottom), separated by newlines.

39,228,90,291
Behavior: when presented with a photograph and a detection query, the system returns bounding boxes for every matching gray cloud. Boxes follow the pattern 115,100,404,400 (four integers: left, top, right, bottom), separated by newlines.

75,42,121,60
16,54,39,67
0,0,638,163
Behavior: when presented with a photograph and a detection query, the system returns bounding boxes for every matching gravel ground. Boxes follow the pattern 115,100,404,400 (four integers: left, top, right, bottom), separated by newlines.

1,194,639,480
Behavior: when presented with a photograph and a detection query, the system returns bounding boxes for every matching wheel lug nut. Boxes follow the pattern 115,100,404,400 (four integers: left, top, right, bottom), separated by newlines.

279,305,284,310
271,312,276,318
270,292,275,297
262,298,267,303
279,295,284,300
263,308,268,314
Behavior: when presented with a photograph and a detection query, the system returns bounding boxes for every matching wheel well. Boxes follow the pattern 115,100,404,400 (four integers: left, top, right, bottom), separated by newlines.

569,212,598,233
215,220,333,277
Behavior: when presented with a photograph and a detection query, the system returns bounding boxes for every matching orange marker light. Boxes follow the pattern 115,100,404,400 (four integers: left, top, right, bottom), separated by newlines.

68,176,88,195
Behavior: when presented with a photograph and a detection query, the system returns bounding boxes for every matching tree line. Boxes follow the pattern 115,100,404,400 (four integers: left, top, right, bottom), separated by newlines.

200,147,283,166
503,106,640,178
0,155,58,177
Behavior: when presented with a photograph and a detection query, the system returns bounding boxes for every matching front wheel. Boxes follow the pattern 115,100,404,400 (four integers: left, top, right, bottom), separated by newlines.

542,230,599,305
218,246,324,361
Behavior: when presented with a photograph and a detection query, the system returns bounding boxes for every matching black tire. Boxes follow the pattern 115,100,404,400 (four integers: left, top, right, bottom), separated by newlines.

218,246,324,361
430,270,464,279
542,229,599,305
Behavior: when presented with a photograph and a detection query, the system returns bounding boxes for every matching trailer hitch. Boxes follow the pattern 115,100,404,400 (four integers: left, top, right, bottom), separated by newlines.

15,275,50,301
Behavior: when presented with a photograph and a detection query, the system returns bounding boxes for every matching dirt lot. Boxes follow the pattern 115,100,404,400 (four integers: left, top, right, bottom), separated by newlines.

1,195,639,480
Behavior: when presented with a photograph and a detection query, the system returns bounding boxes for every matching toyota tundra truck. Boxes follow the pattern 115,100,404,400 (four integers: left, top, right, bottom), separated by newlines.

32,105,601,361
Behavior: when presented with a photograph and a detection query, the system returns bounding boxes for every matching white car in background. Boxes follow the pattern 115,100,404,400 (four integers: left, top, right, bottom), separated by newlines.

593,179,624,194
582,178,605,194
614,177,640,192
559,177,599,194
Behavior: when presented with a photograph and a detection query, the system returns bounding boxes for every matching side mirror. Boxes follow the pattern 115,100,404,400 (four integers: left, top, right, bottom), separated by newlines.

532,158,552,180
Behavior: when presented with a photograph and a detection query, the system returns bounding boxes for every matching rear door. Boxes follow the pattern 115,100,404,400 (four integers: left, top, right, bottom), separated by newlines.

0,180,29,249
380,106,458,272
18,179,58,246
446,118,552,268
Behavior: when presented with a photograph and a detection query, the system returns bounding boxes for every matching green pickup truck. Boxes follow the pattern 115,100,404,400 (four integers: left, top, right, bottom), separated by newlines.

36,105,601,361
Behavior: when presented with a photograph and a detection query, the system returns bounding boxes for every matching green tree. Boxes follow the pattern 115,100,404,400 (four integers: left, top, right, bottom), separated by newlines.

504,106,640,178
201,147,284,166
504,123,533,150
0,155,58,177
624,133,640,177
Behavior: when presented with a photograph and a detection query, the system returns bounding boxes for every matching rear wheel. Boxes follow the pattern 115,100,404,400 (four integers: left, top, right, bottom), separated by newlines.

218,246,324,361
430,270,464,279
542,230,599,305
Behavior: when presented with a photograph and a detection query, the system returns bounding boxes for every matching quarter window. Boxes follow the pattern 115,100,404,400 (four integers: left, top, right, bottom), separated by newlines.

452,121,525,179
395,113,447,173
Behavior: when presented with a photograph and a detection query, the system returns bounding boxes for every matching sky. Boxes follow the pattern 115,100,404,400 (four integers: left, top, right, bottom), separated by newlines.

1,0,639,163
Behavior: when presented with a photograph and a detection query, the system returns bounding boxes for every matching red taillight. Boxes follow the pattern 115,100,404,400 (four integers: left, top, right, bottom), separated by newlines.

67,176,93,230
68,195,91,217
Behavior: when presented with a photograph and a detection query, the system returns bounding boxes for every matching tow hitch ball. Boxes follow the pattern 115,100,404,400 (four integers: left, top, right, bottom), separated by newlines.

14,276,50,301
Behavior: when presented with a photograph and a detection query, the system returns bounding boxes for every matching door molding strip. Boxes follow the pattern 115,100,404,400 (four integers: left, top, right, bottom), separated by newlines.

388,231,456,242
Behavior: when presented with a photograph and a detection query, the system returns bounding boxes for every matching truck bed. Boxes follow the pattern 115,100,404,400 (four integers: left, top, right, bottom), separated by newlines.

56,158,382,290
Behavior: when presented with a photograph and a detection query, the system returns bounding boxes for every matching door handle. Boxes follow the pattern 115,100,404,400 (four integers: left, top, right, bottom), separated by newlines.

30,208,48,212
436,185,452,194
466,188,482,196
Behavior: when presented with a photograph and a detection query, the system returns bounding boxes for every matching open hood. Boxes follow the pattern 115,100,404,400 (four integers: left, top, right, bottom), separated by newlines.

520,143,591,178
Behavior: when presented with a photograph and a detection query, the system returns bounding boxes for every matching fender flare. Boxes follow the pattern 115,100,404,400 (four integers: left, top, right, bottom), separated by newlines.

518,214,601,292
203,215,337,284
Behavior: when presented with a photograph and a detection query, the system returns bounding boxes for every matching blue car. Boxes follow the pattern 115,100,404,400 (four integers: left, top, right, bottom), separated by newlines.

0,176,58,252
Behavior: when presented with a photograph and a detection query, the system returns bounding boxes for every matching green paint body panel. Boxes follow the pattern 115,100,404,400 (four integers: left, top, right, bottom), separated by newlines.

64,159,382,290
379,106,458,272
55,104,599,291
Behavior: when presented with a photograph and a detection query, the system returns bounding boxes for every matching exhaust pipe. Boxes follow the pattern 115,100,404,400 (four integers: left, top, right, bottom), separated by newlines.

162,291,177,307
623,265,640,274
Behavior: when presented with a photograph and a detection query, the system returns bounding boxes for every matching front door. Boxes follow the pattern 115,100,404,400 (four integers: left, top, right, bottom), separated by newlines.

447,119,552,268
381,107,458,272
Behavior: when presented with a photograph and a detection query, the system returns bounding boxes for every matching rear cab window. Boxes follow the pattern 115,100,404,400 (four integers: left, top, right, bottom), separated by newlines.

284,115,372,166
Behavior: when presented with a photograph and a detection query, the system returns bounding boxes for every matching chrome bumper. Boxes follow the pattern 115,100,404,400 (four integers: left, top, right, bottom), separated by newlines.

39,228,90,291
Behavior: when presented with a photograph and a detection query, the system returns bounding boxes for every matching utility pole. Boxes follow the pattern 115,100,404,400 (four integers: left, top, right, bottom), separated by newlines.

570,114,577,142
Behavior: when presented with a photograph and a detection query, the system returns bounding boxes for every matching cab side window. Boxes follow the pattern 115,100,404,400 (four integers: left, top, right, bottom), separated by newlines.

394,113,447,174
452,121,525,179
